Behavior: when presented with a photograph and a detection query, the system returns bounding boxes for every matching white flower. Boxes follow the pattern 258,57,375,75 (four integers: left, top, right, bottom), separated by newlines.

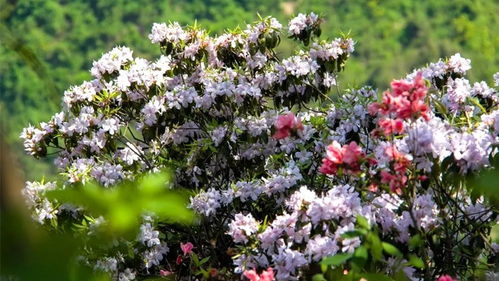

227,213,259,243
95,257,118,273
149,22,188,44
91,163,124,187
235,181,263,202
141,96,165,126
189,188,222,216
272,248,307,280
210,126,227,146
472,81,495,99
138,222,161,247
91,46,133,79
144,243,169,268
286,186,317,212
443,78,471,112
305,235,339,261
450,128,493,172
282,55,319,77
412,193,440,231
100,118,120,135
288,14,307,35
448,53,471,74
288,13,319,36
118,269,136,281
493,72,499,87
117,145,142,165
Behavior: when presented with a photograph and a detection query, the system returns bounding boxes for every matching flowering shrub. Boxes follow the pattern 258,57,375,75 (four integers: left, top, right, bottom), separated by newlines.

20,13,498,281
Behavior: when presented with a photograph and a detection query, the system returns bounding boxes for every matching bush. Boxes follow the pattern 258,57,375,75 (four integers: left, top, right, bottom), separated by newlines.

19,14,498,281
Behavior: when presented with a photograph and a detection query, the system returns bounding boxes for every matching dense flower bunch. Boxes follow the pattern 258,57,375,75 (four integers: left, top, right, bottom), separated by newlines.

20,13,498,281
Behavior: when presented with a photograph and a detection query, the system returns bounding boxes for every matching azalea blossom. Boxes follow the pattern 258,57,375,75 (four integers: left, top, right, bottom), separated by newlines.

243,267,275,281
180,242,194,256
273,112,304,140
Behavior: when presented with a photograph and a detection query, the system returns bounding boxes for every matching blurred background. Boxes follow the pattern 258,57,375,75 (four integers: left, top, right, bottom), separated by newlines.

1,0,498,186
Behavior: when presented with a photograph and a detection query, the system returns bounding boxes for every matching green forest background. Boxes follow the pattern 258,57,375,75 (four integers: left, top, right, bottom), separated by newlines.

1,0,498,183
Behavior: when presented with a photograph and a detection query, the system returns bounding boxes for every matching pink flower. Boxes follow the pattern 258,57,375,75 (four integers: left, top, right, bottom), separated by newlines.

243,269,259,281
319,158,338,175
259,268,275,281
272,113,304,140
160,270,173,277
180,242,194,256
325,141,344,164
243,268,275,281
380,170,406,194
320,141,365,175
176,255,183,265
209,268,218,278
342,141,364,166
379,118,404,135
436,275,457,281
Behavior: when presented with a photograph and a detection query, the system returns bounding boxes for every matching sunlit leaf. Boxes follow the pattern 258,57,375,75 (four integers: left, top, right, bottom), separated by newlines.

320,253,353,266
382,242,403,257
408,254,425,269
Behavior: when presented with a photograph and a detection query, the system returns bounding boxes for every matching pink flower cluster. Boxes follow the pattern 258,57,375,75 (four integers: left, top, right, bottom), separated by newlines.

176,242,194,265
272,113,304,140
320,141,366,175
369,73,430,136
379,145,411,194
243,268,275,281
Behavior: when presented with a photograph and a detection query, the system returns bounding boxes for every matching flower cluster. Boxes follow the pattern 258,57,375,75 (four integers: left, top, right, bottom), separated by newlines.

368,73,430,136
20,13,498,281
243,267,275,281
319,141,366,175
288,13,322,44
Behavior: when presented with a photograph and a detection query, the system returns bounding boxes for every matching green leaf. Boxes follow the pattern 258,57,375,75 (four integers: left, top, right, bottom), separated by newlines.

351,245,368,268
382,242,403,257
491,224,499,244
192,252,200,266
354,245,368,260
368,233,383,261
467,159,499,202
341,230,366,238
433,99,448,117
408,255,425,269
468,97,486,113
312,274,327,281
408,234,423,250
199,257,210,266
324,267,345,281
320,253,353,266
356,215,370,230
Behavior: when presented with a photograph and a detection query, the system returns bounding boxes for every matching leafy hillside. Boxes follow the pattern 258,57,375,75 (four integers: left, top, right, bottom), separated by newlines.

1,0,498,180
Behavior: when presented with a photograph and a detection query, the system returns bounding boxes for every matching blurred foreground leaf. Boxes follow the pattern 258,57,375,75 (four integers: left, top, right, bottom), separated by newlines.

0,208,110,281
46,171,195,235
1,170,194,280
